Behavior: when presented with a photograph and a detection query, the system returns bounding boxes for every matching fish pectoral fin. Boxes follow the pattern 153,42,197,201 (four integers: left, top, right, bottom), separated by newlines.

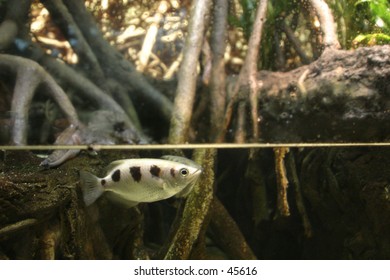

161,181,169,190
150,177,167,189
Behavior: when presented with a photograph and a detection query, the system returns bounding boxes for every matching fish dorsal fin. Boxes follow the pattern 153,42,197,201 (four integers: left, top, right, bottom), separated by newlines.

104,159,128,173
161,155,201,169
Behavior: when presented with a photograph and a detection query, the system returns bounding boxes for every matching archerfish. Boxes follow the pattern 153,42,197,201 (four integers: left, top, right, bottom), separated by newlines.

80,155,202,207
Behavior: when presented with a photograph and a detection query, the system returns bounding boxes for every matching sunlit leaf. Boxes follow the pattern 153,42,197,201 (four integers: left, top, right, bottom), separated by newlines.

352,32,390,46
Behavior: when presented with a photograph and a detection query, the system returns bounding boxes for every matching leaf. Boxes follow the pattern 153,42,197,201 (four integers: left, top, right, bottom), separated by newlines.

353,34,368,43
352,33,390,46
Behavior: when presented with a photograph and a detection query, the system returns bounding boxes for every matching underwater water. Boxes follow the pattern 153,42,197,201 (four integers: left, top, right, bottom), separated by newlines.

1,145,390,260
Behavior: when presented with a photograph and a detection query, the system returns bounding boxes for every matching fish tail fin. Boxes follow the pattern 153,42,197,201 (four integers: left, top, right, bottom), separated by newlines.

79,171,104,206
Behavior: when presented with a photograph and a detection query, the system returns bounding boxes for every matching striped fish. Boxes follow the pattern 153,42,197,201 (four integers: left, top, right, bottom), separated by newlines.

80,155,202,207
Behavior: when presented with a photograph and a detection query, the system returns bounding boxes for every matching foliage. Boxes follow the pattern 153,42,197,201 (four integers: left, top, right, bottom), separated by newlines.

231,0,390,69
353,32,390,46
332,0,390,47
358,0,390,31
352,0,390,46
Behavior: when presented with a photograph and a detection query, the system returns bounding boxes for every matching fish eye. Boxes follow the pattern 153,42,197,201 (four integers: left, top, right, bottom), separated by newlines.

179,168,189,177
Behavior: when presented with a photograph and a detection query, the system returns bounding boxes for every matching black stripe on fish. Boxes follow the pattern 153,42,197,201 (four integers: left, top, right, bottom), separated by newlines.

170,168,175,178
111,169,121,182
101,179,106,186
130,166,142,182
150,165,161,177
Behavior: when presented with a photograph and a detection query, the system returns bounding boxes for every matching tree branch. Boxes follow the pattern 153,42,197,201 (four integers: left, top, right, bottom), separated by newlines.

307,0,340,50
63,0,173,121
168,0,212,144
217,0,268,142
209,0,228,141
274,147,290,216
24,44,146,142
0,54,80,145
281,20,312,64
40,0,106,84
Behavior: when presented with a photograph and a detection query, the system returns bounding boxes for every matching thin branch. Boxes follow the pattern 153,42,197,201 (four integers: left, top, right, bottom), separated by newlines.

286,151,312,237
209,0,228,141
0,218,38,239
302,3,323,58
245,0,268,141
307,0,340,50
274,147,290,216
217,0,268,142
273,24,286,70
245,0,268,80
235,101,246,143
168,0,212,144
281,20,312,64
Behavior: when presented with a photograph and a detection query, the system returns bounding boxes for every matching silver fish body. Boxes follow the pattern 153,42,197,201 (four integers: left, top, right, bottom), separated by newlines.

80,156,202,207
